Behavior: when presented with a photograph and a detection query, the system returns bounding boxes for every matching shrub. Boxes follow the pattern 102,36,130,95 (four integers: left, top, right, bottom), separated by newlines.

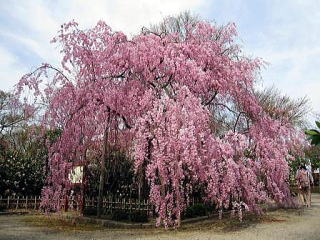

83,207,97,216
204,203,215,213
111,210,129,221
129,211,148,223
183,203,215,219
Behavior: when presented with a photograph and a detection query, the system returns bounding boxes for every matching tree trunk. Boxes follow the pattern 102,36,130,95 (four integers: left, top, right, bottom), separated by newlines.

97,125,109,217
80,150,87,216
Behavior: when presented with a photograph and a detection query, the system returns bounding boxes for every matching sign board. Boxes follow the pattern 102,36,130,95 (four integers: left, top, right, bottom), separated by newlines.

68,166,84,184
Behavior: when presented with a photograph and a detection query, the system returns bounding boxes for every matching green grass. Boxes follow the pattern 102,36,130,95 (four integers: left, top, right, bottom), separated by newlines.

22,214,104,232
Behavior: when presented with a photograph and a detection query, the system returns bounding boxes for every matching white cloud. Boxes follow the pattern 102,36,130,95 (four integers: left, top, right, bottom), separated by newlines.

239,0,320,116
0,46,27,91
51,0,204,34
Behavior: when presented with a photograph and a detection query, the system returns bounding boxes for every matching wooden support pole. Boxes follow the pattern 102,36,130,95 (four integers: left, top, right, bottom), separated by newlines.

16,196,19,210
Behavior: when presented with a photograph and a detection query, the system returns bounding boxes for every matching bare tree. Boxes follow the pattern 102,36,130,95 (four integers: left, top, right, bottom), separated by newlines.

146,11,200,38
255,86,310,128
0,90,28,136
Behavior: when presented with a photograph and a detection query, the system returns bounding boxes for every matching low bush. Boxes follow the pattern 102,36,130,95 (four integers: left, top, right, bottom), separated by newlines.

129,211,148,223
111,210,129,221
183,203,215,219
83,207,97,216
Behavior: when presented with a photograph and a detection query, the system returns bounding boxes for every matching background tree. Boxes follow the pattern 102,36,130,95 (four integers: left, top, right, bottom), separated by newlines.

0,90,33,136
255,86,310,128
0,125,48,196
0,89,43,196
305,145,320,170
305,121,320,146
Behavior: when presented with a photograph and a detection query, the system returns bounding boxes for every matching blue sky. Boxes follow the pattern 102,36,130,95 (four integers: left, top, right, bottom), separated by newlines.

0,0,319,118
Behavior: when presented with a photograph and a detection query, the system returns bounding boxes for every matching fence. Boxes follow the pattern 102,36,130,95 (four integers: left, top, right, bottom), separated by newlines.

85,197,154,215
0,196,41,210
0,195,154,216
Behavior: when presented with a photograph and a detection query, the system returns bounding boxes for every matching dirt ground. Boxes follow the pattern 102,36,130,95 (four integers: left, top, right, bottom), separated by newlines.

1,194,320,240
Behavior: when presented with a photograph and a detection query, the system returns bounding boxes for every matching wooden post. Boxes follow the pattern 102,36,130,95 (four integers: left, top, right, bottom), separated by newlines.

79,162,86,215
34,196,37,210
16,196,19,210
64,194,69,212
7,196,10,209
109,195,112,213
138,182,141,202
25,196,28,210
146,199,149,217
79,187,84,215
138,198,141,212
135,198,137,211
148,200,153,217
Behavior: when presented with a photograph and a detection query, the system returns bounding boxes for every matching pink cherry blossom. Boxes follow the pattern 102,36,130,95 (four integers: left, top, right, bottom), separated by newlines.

15,18,306,227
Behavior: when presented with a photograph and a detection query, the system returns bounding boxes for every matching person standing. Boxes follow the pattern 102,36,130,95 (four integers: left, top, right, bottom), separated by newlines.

306,163,314,206
296,165,313,207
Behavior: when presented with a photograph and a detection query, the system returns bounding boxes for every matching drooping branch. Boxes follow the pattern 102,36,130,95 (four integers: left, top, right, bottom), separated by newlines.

233,112,246,132
214,103,238,115
203,90,219,106
22,64,71,83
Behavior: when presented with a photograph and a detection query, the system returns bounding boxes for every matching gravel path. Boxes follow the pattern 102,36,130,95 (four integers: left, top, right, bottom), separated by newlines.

1,194,320,240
